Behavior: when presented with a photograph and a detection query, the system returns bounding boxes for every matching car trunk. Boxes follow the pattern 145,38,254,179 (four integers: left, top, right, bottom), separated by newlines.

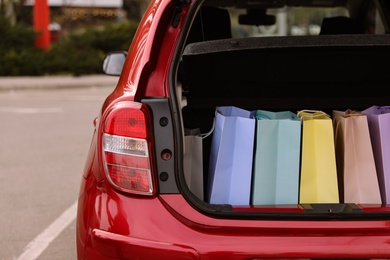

176,34,390,219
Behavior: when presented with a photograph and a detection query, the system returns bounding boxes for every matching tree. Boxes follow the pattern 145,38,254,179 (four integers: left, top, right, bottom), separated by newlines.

0,0,27,25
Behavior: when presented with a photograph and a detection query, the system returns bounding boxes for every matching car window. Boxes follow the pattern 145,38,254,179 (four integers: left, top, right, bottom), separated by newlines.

231,7,348,37
226,1,385,38
362,0,385,34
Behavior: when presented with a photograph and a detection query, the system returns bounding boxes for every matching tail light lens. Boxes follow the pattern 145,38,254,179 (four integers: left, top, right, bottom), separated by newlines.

101,101,155,196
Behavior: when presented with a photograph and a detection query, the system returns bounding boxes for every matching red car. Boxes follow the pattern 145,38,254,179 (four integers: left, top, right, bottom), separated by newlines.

76,0,390,259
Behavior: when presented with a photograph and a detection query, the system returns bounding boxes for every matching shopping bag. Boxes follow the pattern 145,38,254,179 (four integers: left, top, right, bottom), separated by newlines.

362,105,390,204
251,110,301,205
184,128,205,200
333,110,381,204
298,110,339,203
207,106,256,205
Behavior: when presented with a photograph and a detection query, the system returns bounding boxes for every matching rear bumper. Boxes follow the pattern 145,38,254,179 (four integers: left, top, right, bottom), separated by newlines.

91,227,390,259
91,229,199,259
77,182,390,260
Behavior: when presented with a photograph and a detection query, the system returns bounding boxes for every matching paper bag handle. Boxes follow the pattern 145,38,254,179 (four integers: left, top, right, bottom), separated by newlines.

202,116,215,139
297,110,329,120
255,112,272,120
344,109,365,117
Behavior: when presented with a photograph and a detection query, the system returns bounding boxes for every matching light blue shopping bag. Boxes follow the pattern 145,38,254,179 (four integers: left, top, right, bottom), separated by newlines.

207,106,256,205
251,110,301,205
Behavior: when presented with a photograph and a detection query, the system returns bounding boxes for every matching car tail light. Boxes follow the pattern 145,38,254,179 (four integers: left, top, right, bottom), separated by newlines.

101,101,156,196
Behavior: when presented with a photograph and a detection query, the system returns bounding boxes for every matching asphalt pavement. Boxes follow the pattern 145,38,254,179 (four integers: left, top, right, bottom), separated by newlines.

0,74,120,91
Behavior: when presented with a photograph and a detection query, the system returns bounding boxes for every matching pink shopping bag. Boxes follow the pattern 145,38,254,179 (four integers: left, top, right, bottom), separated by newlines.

333,110,381,204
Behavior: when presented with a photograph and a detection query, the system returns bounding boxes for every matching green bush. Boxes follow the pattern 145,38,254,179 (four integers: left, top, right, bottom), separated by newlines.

1,49,46,76
88,21,138,52
0,18,138,76
0,18,37,52
44,36,104,76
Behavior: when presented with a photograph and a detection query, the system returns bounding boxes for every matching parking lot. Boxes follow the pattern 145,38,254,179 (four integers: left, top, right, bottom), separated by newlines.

0,75,118,260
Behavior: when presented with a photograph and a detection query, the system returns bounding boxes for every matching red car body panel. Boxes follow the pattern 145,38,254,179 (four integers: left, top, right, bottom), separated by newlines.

77,0,180,257
78,185,390,259
76,0,390,258
102,0,174,108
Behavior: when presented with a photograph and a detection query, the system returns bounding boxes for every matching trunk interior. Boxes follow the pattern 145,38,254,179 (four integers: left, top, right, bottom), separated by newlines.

178,34,390,219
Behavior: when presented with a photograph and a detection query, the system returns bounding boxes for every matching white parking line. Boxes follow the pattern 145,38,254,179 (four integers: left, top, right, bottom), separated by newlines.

0,107,63,114
16,201,78,260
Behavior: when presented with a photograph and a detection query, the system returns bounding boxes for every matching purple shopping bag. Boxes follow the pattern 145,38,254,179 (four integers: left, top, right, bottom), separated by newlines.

362,106,390,205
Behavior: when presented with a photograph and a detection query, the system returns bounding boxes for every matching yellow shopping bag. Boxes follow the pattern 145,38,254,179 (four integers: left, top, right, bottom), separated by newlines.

298,110,339,203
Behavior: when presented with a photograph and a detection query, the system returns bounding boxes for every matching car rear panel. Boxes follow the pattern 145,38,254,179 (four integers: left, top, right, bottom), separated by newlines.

77,0,390,259
79,184,390,259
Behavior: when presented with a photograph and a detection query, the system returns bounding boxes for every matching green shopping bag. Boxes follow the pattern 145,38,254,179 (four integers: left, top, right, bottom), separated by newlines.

251,110,301,205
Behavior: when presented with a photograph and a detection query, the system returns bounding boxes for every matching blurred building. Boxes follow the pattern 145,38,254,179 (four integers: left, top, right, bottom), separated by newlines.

23,0,128,39
24,0,126,27
25,0,122,7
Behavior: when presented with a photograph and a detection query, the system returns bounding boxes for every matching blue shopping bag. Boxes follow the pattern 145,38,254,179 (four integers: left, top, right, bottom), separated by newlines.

207,106,256,205
252,110,301,205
